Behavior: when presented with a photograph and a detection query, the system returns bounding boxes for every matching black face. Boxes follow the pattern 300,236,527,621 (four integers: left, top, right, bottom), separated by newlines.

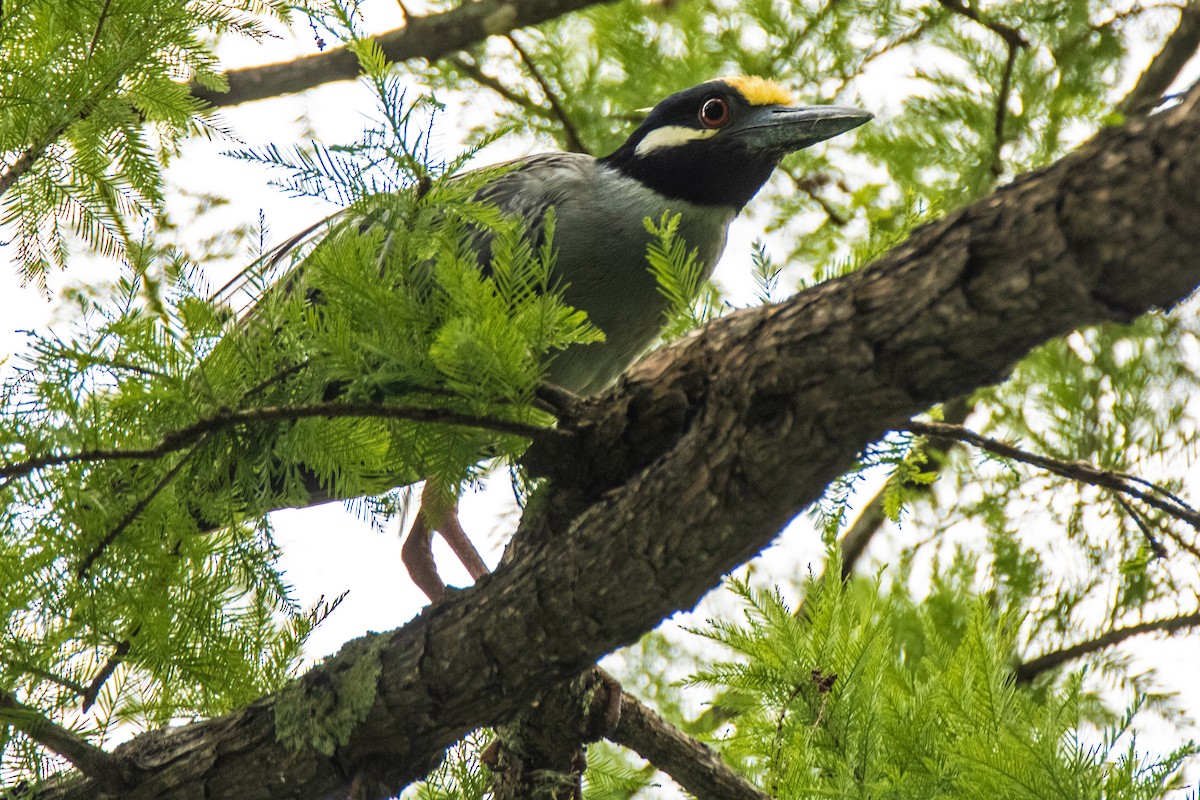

599,80,871,210
600,82,777,209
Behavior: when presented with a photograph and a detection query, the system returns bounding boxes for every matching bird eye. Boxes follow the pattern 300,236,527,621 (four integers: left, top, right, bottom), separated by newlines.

699,97,730,128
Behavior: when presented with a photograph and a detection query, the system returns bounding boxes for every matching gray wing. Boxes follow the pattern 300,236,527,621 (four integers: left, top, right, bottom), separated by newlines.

468,152,589,263
208,152,595,315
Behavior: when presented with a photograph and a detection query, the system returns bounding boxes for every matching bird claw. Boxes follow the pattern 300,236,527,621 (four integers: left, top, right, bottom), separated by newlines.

400,481,491,604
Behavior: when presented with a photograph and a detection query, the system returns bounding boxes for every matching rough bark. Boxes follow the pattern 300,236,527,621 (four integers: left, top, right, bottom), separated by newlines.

191,0,615,107
32,87,1200,800
485,669,620,799
610,692,771,800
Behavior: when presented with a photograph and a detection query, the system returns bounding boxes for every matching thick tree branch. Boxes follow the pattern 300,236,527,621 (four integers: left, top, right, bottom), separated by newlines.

1015,610,1200,682
1120,0,1200,117
29,83,1200,800
609,692,770,800
191,0,616,108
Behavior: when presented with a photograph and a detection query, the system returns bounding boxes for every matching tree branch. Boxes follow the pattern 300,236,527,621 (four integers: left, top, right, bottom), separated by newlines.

1120,0,1200,117
838,397,972,578
937,0,1030,50
77,443,205,578
0,693,129,792
1115,495,1170,558
0,141,50,199
1014,609,1200,682
904,420,1200,534
506,34,590,154
448,54,541,111
0,98,104,200
80,634,136,713
839,3,1199,573
0,401,557,485
990,40,1021,177
784,168,850,227
27,79,1200,800
190,0,617,108
610,692,770,800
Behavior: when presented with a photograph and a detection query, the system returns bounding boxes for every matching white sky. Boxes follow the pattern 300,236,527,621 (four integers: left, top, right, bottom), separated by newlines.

2,3,1200,796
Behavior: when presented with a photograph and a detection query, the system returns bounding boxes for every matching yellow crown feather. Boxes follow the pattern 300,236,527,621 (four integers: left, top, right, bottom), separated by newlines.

723,75,795,107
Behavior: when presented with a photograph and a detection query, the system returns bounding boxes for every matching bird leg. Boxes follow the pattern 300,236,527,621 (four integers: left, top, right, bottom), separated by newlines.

401,481,490,603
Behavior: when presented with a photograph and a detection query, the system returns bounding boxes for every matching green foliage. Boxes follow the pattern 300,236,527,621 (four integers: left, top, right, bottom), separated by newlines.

812,426,942,542
407,730,493,800
3,0,1200,795
0,8,599,783
939,313,1200,681
686,566,1195,799
0,0,287,289
582,741,658,799
643,211,718,340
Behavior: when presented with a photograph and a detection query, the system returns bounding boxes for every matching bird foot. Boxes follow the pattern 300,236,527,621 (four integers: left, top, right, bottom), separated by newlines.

400,482,490,603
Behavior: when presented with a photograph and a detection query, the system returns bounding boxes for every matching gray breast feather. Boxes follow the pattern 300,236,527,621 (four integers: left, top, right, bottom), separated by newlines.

500,155,735,393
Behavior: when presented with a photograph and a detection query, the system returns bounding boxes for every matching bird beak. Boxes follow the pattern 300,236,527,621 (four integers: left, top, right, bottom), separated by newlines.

730,104,873,154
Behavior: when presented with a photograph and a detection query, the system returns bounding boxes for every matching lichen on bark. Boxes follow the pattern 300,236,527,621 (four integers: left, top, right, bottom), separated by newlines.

274,633,387,756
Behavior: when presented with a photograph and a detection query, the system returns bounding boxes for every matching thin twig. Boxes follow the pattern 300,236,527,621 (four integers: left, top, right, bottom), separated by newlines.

937,0,1030,49
0,692,129,790
838,397,973,578
81,631,138,713
237,359,314,400
990,41,1021,177
905,420,1200,531
785,168,850,226
87,0,114,58
449,55,541,112
4,663,88,697
506,34,590,155
77,443,206,578
936,0,1030,179
1123,472,1197,512
1115,496,1169,558
1015,609,1200,682
1120,0,1200,117
1154,518,1200,560
1,401,559,484
860,17,937,69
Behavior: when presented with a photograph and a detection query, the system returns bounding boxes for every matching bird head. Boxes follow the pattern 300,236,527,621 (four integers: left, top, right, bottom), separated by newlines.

600,76,871,209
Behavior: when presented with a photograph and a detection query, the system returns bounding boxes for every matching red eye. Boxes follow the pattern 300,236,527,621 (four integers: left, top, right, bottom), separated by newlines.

699,97,730,128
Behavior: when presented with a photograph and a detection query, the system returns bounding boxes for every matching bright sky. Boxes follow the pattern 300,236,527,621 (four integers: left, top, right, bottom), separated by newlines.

2,3,1200,795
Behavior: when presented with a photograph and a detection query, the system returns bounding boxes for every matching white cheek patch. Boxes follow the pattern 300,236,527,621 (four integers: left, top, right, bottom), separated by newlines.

635,125,719,156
